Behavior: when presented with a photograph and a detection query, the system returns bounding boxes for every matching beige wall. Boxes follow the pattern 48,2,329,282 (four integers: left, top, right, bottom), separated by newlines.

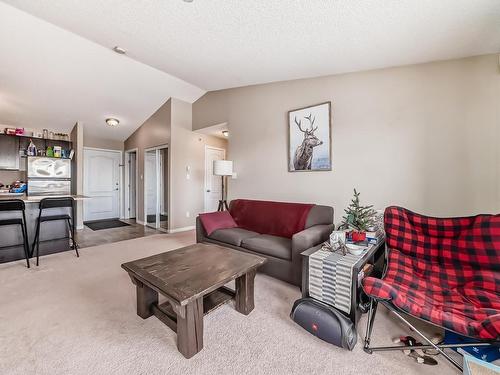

170,98,228,229
83,133,124,151
124,100,172,223
193,54,500,224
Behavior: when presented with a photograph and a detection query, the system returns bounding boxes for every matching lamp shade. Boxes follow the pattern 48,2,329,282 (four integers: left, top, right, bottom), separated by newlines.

213,160,233,176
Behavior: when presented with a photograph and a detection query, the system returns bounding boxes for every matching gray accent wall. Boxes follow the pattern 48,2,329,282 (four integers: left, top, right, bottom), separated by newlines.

124,99,172,224
193,54,500,223
124,98,227,229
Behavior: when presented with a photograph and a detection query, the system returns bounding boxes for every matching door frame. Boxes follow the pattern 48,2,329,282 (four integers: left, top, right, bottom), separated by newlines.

204,146,226,212
83,147,123,221
124,148,139,221
143,144,169,232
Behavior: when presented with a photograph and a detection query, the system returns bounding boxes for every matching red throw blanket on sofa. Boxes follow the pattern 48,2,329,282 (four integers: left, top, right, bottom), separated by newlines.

229,199,314,238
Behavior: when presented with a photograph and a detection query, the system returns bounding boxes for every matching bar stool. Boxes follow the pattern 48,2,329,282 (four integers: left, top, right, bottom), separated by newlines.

0,199,30,268
31,197,79,266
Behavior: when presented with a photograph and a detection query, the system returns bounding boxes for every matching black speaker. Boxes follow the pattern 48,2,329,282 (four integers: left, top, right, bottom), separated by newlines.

290,297,357,350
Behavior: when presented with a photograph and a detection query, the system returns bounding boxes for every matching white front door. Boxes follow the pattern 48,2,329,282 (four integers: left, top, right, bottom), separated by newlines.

83,148,121,221
204,147,226,212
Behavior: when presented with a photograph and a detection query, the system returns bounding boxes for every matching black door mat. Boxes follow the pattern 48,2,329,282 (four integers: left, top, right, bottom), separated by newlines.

84,219,131,231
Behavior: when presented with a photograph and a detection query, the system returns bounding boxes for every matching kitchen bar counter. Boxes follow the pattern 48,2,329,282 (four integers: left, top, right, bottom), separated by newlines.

0,194,90,264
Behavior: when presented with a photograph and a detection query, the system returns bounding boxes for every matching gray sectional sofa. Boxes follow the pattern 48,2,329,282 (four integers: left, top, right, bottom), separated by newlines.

196,199,334,286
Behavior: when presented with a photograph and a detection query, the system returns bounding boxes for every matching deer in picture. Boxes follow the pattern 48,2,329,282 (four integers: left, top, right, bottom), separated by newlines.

293,113,323,170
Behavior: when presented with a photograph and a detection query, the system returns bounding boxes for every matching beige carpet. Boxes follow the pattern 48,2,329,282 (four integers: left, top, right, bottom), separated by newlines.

0,232,460,375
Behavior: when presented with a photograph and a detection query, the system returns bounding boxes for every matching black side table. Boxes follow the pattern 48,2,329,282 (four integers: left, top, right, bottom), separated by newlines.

301,239,386,329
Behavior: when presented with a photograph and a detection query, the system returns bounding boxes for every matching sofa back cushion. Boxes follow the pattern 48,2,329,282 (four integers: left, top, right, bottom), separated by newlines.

305,205,334,228
229,199,314,238
199,211,237,236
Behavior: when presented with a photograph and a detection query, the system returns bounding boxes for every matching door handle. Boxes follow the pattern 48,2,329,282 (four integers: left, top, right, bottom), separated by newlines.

206,189,211,192
115,188,119,191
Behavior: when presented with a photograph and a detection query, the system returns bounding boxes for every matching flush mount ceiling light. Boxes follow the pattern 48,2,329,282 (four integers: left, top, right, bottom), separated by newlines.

106,118,120,127
222,130,229,137
112,46,126,55
182,0,194,2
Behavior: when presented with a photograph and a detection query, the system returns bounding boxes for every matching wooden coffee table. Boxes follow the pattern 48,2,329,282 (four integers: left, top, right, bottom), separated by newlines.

121,243,266,358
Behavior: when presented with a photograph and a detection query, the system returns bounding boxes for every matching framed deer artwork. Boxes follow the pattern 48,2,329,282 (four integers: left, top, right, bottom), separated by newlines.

288,101,332,172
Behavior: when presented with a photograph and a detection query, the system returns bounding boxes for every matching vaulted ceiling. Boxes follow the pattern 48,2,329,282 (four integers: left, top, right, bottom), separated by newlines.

0,2,203,141
1,0,499,139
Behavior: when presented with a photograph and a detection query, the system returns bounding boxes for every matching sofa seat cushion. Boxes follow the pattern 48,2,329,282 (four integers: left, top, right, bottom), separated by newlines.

241,235,292,260
209,227,259,246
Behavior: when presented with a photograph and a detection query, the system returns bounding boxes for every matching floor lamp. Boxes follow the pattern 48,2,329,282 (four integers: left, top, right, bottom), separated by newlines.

213,160,233,211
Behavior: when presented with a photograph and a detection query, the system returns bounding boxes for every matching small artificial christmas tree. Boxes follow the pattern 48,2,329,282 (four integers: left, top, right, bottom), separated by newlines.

340,189,377,231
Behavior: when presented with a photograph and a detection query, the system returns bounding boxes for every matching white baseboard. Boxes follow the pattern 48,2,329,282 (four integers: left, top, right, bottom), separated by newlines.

136,219,145,226
168,226,195,234
76,224,84,230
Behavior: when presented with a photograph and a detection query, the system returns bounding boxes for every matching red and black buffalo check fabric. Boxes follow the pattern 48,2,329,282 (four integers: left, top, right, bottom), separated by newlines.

363,206,500,340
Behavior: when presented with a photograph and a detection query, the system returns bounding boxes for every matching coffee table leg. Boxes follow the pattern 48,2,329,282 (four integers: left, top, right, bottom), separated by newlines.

136,281,158,319
235,269,256,315
176,298,203,358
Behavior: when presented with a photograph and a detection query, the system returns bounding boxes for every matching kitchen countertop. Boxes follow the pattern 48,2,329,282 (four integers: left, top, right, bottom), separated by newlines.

0,194,89,202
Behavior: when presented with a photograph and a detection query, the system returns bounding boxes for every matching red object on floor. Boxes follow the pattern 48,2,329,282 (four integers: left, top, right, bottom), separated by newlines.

199,211,237,236
229,199,314,238
363,206,500,340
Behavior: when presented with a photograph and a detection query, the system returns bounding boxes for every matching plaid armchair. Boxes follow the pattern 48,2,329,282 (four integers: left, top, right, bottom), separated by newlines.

362,206,500,371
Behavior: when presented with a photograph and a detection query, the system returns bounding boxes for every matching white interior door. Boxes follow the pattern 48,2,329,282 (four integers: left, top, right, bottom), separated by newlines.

84,148,121,221
204,147,226,212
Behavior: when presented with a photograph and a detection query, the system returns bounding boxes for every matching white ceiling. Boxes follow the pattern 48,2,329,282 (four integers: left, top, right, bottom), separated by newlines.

1,1,499,140
0,2,204,141
3,0,500,92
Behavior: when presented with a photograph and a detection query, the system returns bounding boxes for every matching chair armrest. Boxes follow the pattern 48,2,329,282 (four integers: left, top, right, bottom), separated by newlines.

292,224,334,260
196,216,208,243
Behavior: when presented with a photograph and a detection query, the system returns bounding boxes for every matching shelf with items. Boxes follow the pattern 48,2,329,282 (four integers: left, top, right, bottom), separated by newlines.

0,131,71,143
18,137,73,159
15,134,72,146
1,133,72,156
0,133,74,171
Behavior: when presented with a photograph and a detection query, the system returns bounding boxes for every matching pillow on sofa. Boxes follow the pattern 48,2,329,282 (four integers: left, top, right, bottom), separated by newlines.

199,211,238,236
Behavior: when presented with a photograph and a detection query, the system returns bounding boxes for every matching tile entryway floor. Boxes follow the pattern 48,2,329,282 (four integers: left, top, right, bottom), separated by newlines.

76,219,163,248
